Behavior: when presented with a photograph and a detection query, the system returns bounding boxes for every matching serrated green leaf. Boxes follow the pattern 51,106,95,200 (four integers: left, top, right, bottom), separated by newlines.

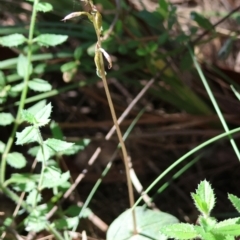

159,223,198,239
34,102,52,126
6,152,27,169
44,138,74,152
60,61,78,72
191,193,209,215
0,112,14,126
16,126,39,145
0,33,26,47
192,180,215,215
35,34,68,47
213,218,240,236
36,2,53,12
26,189,41,206
27,100,47,116
228,194,240,213
224,236,235,240
17,54,32,78
28,78,52,92
21,109,36,124
53,217,79,230
0,140,5,153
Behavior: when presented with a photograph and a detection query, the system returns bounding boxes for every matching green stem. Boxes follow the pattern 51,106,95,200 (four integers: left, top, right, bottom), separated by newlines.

0,0,39,185
188,45,240,161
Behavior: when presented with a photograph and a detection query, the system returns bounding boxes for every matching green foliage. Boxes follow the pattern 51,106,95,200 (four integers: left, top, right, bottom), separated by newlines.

159,180,240,240
107,206,179,240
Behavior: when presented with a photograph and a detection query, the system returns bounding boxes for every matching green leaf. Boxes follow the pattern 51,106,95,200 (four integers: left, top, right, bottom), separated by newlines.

6,152,27,169
159,223,198,240
0,33,26,47
199,216,217,232
13,181,36,192
28,146,40,157
26,189,41,206
107,206,179,240
53,217,79,230
28,78,52,92
24,208,48,232
158,0,169,19
21,109,36,124
62,139,90,155
60,61,78,72
10,82,24,92
44,138,74,152
191,180,215,215
0,140,5,153
17,54,32,78
16,126,39,145
36,2,53,12
50,121,63,140
34,102,52,126
27,100,47,116
36,143,53,162
0,112,14,126
9,173,39,184
74,47,83,60
228,194,240,212
213,218,240,236
35,34,68,47
42,167,70,189
190,12,213,30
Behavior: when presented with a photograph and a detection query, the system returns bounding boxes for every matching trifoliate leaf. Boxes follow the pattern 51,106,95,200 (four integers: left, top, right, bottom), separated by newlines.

28,78,52,92
0,34,26,47
35,34,68,47
6,152,27,169
0,112,14,126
